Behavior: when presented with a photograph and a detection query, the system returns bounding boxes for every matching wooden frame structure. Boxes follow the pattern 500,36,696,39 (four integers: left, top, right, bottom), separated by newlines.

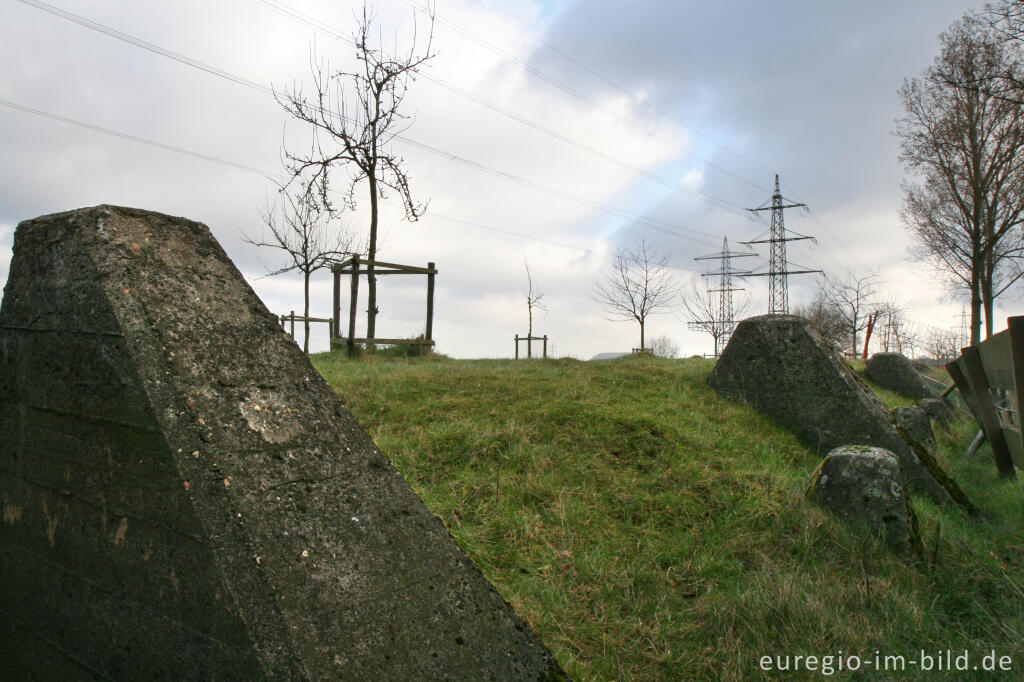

330,257,436,355
279,312,333,337
946,315,1024,479
514,334,548,359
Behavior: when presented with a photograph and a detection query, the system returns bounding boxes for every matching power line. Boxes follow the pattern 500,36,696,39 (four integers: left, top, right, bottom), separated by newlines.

413,209,701,274
242,0,757,219
0,97,277,179
465,0,775,182
400,0,770,194
419,72,755,217
13,0,273,94
396,135,720,245
18,0,721,245
0,94,699,274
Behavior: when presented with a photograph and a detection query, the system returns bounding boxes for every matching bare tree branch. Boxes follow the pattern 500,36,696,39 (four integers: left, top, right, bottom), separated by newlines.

275,1,436,346
591,237,679,351
522,252,547,354
680,276,750,357
815,269,882,358
245,183,357,353
896,13,1024,343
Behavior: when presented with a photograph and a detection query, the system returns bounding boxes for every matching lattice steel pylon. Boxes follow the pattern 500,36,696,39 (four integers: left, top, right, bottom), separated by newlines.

743,174,819,314
692,237,757,354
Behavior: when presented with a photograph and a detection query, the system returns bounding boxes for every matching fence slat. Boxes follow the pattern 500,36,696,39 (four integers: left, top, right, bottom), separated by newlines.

961,345,1016,479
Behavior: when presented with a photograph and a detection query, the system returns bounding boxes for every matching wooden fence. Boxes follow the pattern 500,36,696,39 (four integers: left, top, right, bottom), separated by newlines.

279,312,333,339
514,334,548,359
946,315,1024,479
330,256,436,355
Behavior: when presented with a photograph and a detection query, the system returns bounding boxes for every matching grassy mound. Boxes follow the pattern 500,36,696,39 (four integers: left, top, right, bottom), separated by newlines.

312,352,1024,681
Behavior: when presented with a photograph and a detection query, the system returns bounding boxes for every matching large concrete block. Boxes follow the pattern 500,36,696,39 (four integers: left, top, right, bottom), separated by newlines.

708,315,953,505
865,352,935,400
0,206,564,680
806,446,924,561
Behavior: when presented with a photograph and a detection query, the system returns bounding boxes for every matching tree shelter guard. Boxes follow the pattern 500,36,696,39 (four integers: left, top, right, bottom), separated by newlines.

331,256,436,355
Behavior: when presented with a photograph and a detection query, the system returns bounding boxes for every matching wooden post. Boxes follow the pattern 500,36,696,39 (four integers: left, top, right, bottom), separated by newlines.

332,265,341,339
946,359,979,418
1008,315,1024,460
514,335,519,359
289,311,295,337
961,345,1016,479
348,257,359,358
426,261,435,343
543,335,548,359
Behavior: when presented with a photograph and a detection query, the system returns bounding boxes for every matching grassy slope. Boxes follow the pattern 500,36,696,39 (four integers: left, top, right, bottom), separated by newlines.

312,353,1024,681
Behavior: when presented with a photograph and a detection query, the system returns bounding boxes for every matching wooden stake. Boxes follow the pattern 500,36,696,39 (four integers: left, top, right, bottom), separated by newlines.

332,265,341,339
426,261,435,342
348,257,359,358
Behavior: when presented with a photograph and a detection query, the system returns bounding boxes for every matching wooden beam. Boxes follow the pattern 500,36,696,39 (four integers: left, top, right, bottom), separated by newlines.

426,261,435,342
348,256,359,358
961,345,1016,478
356,258,438,274
1008,315,1024,460
332,267,341,338
334,337,435,346
946,359,979,419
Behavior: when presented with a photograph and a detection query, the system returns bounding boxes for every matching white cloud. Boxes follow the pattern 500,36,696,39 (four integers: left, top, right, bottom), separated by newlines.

1,0,1010,360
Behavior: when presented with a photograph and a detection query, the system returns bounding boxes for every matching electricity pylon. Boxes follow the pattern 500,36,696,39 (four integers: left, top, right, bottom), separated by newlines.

743,174,820,314
690,236,757,354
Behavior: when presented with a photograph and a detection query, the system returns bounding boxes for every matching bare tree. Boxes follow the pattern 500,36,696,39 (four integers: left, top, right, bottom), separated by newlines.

592,237,679,351
681,276,750,357
817,269,882,358
246,185,356,353
935,2,1024,103
792,294,847,351
648,334,680,359
928,328,963,362
522,253,547,357
874,301,908,354
897,14,1024,343
277,3,435,347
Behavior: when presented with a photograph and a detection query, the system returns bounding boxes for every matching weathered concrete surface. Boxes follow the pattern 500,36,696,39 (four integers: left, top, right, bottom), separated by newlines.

0,206,565,680
864,352,935,400
893,406,937,455
806,446,924,561
919,397,956,428
708,315,954,504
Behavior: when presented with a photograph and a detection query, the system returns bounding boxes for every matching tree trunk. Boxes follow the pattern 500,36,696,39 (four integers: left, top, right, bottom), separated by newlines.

303,270,311,355
971,255,983,345
850,310,859,359
527,302,533,358
366,172,378,352
639,318,645,351
981,232,998,340
970,106,984,346
982,268,995,340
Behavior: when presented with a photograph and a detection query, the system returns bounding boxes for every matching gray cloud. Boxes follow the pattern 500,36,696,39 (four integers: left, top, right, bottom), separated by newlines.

0,0,1000,357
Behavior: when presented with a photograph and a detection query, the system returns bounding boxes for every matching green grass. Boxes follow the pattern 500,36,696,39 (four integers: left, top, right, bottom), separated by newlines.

312,352,1024,681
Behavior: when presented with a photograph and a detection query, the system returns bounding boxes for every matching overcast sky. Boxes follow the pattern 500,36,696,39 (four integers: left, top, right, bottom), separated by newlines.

0,0,1000,358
